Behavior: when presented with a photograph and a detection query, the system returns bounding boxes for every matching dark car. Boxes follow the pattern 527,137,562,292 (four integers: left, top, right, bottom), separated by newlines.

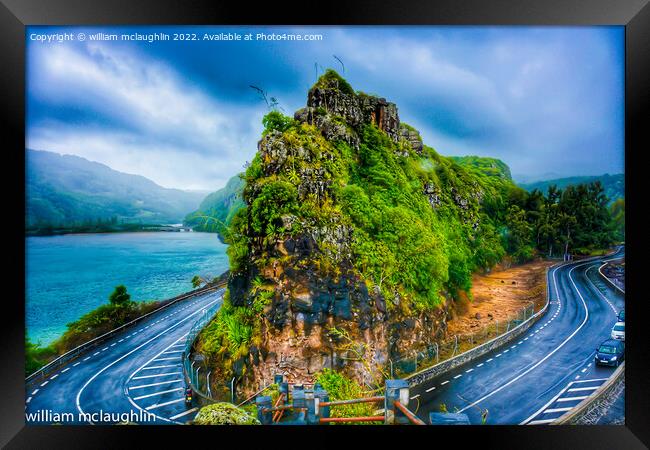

595,339,625,367
618,309,625,322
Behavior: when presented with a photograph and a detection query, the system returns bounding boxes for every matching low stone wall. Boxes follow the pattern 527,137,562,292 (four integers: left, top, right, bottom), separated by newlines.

554,363,625,425
406,292,550,387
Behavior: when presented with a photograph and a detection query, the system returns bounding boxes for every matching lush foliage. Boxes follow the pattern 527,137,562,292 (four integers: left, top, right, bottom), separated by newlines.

193,402,260,425
314,369,377,422
519,173,623,206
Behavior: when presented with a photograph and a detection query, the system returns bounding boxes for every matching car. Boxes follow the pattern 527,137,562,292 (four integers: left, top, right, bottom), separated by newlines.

611,321,625,341
595,339,625,367
618,309,625,322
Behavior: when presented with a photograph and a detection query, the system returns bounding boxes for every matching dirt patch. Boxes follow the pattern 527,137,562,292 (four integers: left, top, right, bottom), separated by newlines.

446,259,555,336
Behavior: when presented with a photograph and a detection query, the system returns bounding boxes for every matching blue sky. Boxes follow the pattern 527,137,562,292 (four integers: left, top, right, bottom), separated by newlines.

26,26,624,191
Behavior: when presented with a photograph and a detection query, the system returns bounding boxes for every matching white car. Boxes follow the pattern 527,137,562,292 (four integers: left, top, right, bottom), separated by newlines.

610,321,625,341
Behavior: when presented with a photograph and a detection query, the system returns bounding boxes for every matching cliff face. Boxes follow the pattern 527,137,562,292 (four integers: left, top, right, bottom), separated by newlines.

197,70,514,392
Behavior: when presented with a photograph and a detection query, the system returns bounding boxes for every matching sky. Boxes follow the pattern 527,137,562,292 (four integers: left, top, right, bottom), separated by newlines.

26,26,624,191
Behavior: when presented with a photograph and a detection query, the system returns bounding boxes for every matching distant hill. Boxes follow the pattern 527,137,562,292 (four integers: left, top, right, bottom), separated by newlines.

450,156,513,181
518,173,624,204
184,174,245,239
26,149,204,227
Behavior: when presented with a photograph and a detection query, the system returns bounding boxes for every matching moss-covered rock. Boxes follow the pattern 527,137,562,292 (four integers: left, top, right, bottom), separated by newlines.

192,402,261,425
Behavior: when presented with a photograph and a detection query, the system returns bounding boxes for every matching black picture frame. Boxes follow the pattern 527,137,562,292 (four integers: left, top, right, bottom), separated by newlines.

1,0,647,448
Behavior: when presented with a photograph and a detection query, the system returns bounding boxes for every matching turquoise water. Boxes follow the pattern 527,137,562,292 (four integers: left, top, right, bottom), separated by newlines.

26,232,229,346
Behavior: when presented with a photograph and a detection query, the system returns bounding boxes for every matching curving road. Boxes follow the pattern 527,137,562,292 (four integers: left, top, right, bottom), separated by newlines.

25,289,224,425
411,246,625,425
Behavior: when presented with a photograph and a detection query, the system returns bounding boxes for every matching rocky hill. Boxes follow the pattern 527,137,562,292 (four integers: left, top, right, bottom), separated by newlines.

195,70,519,392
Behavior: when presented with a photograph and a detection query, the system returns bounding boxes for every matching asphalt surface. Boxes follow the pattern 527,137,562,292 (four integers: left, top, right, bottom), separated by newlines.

25,248,624,426
411,247,625,425
25,289,224,425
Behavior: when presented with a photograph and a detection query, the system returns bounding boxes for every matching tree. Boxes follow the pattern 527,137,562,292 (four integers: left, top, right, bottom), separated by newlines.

109,285,132,307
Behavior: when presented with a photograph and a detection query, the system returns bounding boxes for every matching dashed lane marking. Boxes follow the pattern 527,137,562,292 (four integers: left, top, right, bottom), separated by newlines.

425,386,436,393
441,381,449,385
129,379,183,390
133,387,184,401
141,365,181,370
567,386,599,392
132,372,181,380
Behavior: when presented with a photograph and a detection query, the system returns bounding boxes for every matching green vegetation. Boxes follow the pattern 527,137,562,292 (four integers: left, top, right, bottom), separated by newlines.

184,174,245,240
25,285,160,376
314,369,377,423
197,70,620,383
519,173,623,205
27,149,203,228
193,402,260,425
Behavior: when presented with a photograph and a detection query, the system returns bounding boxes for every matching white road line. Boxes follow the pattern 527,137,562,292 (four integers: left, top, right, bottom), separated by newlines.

132,372,181,380
110,343,116,347
51,374,59,379
581,368,587,373
453,374,462,379
518,341,523,345
567,386,599,392
557,396,589,402
40,381,49,387
133,387,184,401
425,386,436,393
93,352,100,356
73,362,80,367
142,365,181,370
118,339,124,343
75,296,222,422
495,354,502,358
62,368,70,373
169,407,199,421
129,379,183,390
544,407,573,414
575,375,581,379
162,350,184,354
145,397,185,410
477,363,484,367
83,357,90,361
465,368,473,373
31,389,39,395
26,397,32,403
486,358,493,362
528,418,557,425
461,260,597,415
410,394,420,400
154,357,179,362
573,378,608,383
503,349,509,353
441,380,449,385
102,347,108,351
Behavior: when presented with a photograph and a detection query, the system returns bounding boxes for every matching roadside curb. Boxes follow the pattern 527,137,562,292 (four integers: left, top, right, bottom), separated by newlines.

553,362,625,425
598,262,625,294
405,263,556,387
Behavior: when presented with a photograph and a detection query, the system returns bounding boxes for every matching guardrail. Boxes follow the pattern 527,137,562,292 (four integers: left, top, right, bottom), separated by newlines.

553,362,625,425
26,281,225,384
598,262,625,294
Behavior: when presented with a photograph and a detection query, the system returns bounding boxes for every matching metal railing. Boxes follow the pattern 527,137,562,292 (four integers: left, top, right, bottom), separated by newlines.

390,301,536,377
26,282,225,383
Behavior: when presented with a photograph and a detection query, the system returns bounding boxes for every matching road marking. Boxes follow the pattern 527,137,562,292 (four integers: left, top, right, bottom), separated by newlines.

575,375,581,379
465,368,474,373
441,381,449,385
73,362,80,367
154,357,179,362
83,357,90,361
162,350,184,354
503,349,509,353
130,380,184,390
75,295,222,422
544,407,573,414
557,396,589,402
132,372,181,380
410,394,420,400
425,386,436,393
453,374,462,379
110,343,116,347
133,387,184,401
102,347,108,351
142,365,181,370
169,407,199,420
524,338,529,341
567,386,599,392
573,378,608,383
528,418,557,425
62,368,70,373
26,397,32,403
461,260,600,415
145,397,185,410
93,352,100,356
495,353,502,358
40,381,49,387
486,358,493,362
518,341,523,345
581,368,587,373
118,339,124,343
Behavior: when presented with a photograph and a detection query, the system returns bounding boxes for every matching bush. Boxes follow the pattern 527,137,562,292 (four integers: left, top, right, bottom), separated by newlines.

193,403,260,425
314,369,377,423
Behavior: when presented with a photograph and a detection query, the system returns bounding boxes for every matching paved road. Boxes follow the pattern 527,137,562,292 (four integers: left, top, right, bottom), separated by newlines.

411,247,625,425
25,289,224,425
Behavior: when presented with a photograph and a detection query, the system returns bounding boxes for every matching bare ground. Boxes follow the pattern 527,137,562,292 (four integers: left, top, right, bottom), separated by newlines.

446,259,556,336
